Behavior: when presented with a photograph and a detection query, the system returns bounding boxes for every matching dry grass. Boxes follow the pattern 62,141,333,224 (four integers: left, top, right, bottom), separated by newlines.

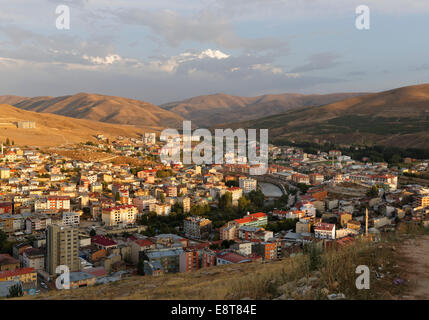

22,233,415,301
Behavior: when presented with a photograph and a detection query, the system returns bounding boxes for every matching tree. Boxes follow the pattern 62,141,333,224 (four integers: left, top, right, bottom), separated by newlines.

115,192,120,202
219,192,232,209
238,196,251,212
7,283,23,298
89,229,96,237
226,180,238,188
0,230,7,253
366,185,379,198
137,259,145,276
159,193,165,204
5,138,10,146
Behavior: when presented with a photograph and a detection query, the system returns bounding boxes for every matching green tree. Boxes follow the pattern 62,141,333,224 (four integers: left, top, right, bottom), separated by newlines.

7,283,23,298
159,193,165,204
238,196,252,212
5,138,10,146
137,259,145,276
366,185,379,198
115,192,120,202
89,229,96,237
219,192,232,209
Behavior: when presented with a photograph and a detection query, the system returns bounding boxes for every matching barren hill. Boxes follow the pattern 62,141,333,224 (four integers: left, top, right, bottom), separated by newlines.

4,93,185,129
224,84,429,149
0,104,160,146
161,92,365,126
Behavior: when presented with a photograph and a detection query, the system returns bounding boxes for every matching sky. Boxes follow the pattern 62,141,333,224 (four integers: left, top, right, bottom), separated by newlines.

1,0,429,105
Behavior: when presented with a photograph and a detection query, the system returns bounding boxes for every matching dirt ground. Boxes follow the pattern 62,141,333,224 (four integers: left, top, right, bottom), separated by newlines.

398,235,429,300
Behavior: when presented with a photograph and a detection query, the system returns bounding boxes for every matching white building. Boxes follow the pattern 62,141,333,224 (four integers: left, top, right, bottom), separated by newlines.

62,212,80,227
239,177,257,193
314,223,336,240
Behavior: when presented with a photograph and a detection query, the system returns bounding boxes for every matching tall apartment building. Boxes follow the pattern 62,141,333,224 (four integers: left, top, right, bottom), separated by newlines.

46,225,80,276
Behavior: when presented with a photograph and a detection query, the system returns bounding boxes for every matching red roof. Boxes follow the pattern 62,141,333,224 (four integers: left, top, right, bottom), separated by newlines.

134,239,154,247
0,267,35,278
84,267,107,278
91,235,117,247
216,252,250,264
315,223,335,231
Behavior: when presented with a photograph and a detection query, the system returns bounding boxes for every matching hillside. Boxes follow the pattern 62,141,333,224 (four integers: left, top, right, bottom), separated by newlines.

161,92,365,127
3,93,185,129
0,104,159,146
224,84,429,149
21,233,425,300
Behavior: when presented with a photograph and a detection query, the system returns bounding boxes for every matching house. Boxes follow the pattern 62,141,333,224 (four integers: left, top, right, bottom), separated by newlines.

338,212,353,227
131,239,155,265
314,223,336,240
0,254,19,272
68,272,96,289
0,267,37,286
184,216,212,240
91,235,118,250
144,260,164,276
252,242,277,260
22,248,45,271
216,251,251,265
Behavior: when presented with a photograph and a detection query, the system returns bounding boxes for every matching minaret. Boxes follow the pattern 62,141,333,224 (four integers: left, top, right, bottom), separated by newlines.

365,208,368,236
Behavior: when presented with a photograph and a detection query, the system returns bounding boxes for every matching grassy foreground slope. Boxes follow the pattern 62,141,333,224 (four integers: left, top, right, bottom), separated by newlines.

25,229,429,301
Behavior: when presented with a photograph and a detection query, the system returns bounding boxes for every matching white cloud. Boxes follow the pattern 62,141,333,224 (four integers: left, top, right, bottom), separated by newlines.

82,54,122,65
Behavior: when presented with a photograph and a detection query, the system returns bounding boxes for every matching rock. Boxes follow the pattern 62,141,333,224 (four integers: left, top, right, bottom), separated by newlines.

296,285,312,296
297,277,307,287
308,277,319,285
321,288,329,296
327,293,346,300
278,282,294,293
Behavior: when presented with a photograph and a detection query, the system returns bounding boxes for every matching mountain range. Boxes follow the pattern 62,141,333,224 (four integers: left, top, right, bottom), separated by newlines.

1,83,429,149
0,93,184,129
224,84,429,149
160,92,366,127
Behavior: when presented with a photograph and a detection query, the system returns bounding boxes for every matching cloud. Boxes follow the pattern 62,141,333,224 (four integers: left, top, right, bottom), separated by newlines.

113,8,288,52
290,52,341,73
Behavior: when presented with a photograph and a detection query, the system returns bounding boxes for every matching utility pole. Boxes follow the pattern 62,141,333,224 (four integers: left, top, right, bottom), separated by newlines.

365,208,368,237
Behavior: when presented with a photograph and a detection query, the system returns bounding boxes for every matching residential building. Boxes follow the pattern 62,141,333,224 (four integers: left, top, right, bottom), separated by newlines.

46,224,80,276
184,216,212,240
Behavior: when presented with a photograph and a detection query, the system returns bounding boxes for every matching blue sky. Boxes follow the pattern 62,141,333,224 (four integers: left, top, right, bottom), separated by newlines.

0,0,429,104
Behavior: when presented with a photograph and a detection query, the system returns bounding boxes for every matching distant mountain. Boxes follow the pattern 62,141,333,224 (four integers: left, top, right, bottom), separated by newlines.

223,84,429,149
2,93,185,129
0,103,157,146
161,92,366,127
0,95,29,105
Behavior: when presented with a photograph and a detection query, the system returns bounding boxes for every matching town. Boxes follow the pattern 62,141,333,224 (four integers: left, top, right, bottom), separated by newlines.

0,133,428,298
